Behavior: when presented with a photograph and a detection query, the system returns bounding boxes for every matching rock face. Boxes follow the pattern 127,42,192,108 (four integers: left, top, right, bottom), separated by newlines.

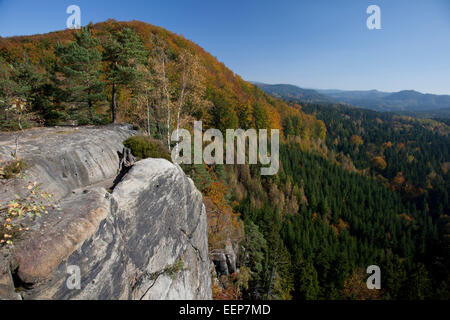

110,159,211,300
0,126,211,300
210,240,238,277
0,124,136,201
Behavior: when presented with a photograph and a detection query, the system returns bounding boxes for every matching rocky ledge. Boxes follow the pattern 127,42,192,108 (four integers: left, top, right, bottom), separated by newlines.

0,125,211,300
0,124,137,200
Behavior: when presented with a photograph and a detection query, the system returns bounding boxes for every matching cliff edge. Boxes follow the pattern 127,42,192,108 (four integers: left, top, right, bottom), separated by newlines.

0,125,211,300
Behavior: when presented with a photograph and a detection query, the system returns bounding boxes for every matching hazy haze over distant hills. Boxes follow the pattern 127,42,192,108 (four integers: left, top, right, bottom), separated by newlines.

251,82,333,103
254,83,450,116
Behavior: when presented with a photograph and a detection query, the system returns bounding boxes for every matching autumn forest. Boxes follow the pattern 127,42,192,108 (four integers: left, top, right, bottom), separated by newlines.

0,20,449,300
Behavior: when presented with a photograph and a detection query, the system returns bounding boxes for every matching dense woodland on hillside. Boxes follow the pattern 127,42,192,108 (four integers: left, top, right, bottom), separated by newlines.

0,21,449,300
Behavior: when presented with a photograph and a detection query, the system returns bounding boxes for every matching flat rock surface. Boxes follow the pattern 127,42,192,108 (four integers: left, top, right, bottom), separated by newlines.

0,124,136,202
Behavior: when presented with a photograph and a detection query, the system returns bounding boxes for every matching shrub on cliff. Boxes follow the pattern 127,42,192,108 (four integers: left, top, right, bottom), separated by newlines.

0,160,27,180
123,135,171,161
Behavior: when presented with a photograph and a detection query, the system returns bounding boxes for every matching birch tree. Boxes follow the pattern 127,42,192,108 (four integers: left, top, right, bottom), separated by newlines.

148,34,173,149
173,49,210,153
148,36,210,150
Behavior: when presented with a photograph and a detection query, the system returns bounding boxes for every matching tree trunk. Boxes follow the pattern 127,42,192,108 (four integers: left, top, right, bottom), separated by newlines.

13,109,24,159
146,87,150,136
88,93,94,122
175,61,187,154
166,97,171,151
111,82,117,123
175,83,186,154
161,57,171,151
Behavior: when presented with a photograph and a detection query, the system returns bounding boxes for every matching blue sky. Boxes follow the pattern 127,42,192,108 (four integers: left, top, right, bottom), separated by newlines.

0,0,449,94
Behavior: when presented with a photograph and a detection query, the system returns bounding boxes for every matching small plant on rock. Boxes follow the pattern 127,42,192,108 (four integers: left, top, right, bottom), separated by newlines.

0,182,59,246
0,160,27,180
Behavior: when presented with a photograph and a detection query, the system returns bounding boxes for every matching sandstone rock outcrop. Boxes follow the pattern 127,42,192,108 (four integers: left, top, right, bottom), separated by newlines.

210,240,238,277
0,125,211,300
0,124,137,201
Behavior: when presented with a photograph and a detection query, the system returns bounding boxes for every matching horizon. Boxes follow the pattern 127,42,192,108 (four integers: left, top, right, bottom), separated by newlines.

0,0,449,95
250,82,450,96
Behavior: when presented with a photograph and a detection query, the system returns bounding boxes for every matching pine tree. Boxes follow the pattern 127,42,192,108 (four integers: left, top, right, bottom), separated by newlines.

103,27,147,123
56,27,105,123
294,260,320,300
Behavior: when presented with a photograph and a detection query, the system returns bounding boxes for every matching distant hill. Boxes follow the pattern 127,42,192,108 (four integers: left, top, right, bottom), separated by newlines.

317,88,450,113
317,89,390,101
252,82,333,103
255,83,450,117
